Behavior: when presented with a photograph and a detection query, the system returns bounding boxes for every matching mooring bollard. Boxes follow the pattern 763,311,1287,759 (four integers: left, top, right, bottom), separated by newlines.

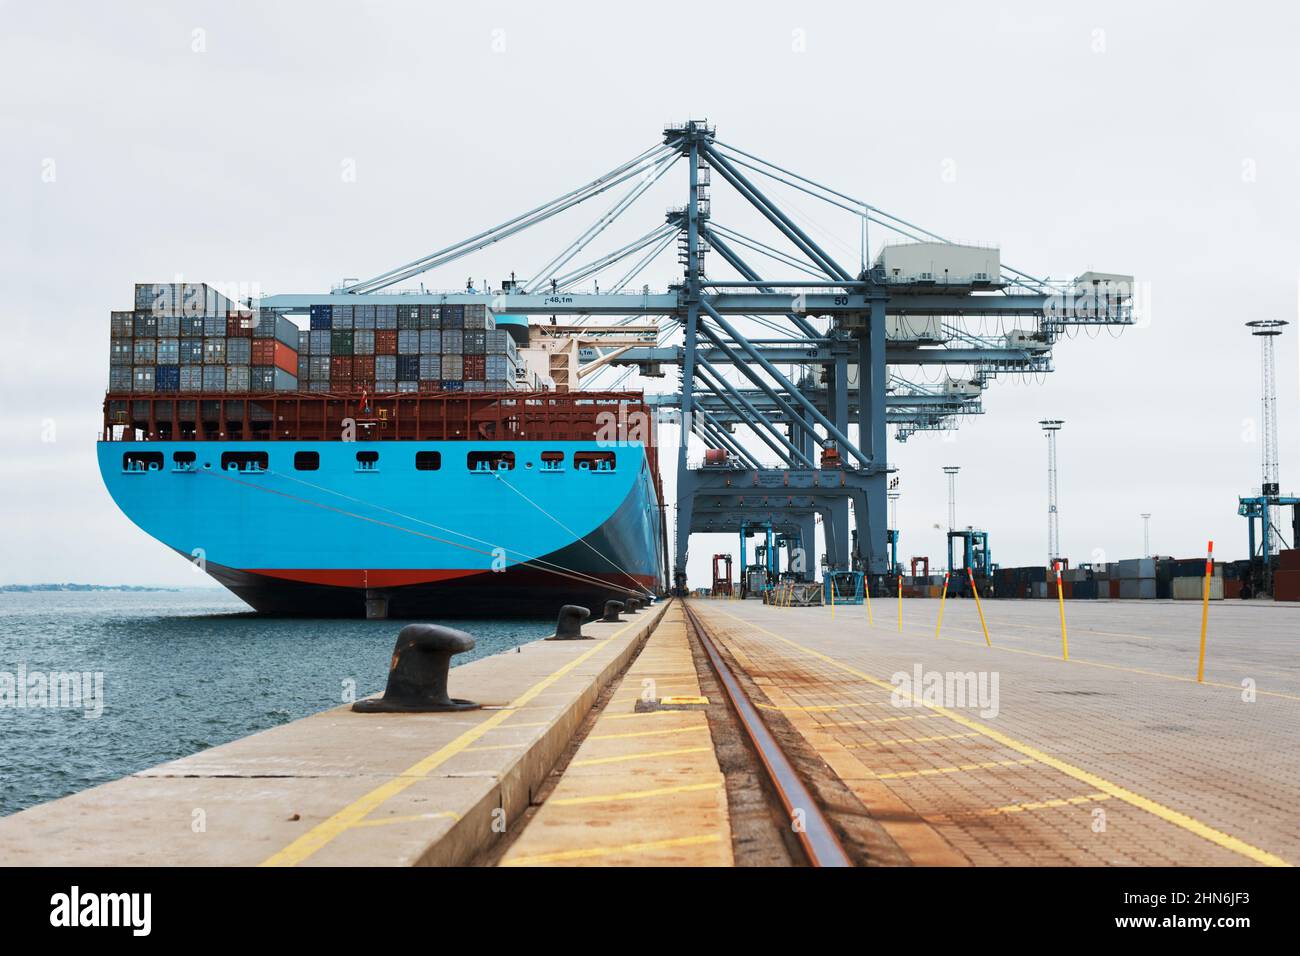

548,604,591,640
352,623,479,713
602,599,625,623
625,596,643,613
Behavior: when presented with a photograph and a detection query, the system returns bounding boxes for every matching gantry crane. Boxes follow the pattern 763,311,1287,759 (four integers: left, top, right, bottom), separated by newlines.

260,120,1133,595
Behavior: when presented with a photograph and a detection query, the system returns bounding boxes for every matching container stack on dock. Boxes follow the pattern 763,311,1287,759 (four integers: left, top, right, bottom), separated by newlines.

300,302,521,394
991,557,1228,601
110,284,300,394
1274,550,1300,602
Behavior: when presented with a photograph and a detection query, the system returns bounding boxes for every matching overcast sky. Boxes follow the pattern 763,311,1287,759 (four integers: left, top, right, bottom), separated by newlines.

3,1,1298,589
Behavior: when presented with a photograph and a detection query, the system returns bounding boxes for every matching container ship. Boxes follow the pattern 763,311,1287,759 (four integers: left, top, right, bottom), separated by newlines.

99,283,667,617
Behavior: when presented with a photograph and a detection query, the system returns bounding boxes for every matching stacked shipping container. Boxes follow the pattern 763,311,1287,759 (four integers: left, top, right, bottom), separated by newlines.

111,284,300,394
112,286,524,397
300,302,521,393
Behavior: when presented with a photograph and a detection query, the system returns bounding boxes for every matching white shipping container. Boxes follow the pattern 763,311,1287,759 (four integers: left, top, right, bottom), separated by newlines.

1172,577,1223,601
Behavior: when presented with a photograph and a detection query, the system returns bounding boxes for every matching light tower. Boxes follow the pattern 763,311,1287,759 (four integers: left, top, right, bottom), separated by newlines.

943,466,960,532
1039,420,1064,566
1247,319,1288,555
1140,513,1151,558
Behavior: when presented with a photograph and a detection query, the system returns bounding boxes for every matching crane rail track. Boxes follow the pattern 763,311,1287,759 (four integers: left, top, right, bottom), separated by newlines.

683,601,852,867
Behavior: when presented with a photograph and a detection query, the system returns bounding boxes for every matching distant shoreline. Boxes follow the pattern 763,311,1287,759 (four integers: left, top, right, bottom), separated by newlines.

0,584,184,593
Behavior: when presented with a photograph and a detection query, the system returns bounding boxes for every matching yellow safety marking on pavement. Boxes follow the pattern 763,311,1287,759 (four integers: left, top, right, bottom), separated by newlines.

894,614,1299,701
462,743,529,753
260,615,647,867
872,758,1036,780
704,606,1294,868
484,720,550,730
501,834,722,867
848,732,981,748
982,793,1112,816
549,781,722,807
660,695,709,706
570,746,713,768
600,708,684,721
351,811,461,828
588,725,711,741
935,632,1300,702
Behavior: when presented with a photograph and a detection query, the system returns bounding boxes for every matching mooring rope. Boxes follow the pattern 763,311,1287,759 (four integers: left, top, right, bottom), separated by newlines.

196,469,647,598
489,469,655,598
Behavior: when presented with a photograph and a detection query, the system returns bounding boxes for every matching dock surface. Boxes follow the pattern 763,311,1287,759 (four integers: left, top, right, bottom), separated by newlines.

4,594,1296,868
0,603,670,866
501,602,733,866
687,596,1299,866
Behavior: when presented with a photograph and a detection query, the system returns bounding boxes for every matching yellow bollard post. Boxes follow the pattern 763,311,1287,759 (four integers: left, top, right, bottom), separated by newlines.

968,567,991,647
897,574,903,632
1197,540,1213,683
864,573,874,626
1054,560,1069,661
935,571,949,639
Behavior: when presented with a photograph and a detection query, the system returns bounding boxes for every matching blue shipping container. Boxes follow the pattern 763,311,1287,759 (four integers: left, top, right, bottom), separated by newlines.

154,365,180,391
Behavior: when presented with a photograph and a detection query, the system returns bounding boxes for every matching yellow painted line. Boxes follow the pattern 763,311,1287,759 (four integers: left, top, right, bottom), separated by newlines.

570,746,713,768
589,725,710,741
703,606,1294,868
351,811,460,829
983,793,1112,816
501,833,722,866
260,615,646,867
485,720,549,730
462,743,528,753
873,758,1035,780
600,708,684,721
935,633,1300,702
894,616,1300,703
550,781,722,807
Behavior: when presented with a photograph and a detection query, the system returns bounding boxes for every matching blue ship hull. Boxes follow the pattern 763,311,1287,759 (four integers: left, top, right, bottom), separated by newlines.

98,440,664,617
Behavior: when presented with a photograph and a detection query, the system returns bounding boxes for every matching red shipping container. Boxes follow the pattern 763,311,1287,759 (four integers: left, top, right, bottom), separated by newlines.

251,340,297,373
375,330,397,355
227,315,254,337
1279,549,1300,572
1273,569,1300,602
331,356,354,384
273,341,297,374
463,354,486,380
1224,579,1243,600
1109,579,1120,599
353,355,375,383
418,381,443,393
